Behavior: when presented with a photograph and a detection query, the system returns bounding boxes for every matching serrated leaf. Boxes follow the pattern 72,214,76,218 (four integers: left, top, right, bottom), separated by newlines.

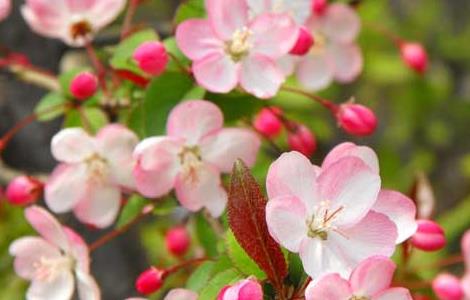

195,213,218,257
198,269,242,300
110,29,159,75
35,92,67,121
228,160,288,291
174,0,206,24
225,230,266,280
116,195,147,228
63,107,109,134
186,261,215,292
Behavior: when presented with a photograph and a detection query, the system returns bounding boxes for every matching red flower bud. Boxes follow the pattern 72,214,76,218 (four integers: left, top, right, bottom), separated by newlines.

400,42,428,74
411,220,446,252
133,41,169,76
165,226,191,257
311,0,327,15
289,26,314,56
288,125,317,157
253,107,283,138
6,176,43,206
432,273,464,300
337,103,377,136
135,267,164,295
70,72,98,100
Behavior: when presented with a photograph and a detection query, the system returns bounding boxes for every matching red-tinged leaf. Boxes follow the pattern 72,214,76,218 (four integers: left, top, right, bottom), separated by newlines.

227,159,288,290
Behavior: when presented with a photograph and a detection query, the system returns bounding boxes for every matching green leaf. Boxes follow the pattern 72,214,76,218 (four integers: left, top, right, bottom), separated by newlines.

35,92,67,121
225,230,266,280
110,29,159,75
127,72,194,137
198,269,242,300
186,261,216,292
206,91,263,123
163,37,190,73
174,0,206,24
287,253,307,288
63,107,109,134
194,213,218,258
116,195,147,228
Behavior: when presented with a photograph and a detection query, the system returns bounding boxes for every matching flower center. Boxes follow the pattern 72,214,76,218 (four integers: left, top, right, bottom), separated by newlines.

85,154,109,184
350,296,370,300
70,19,92,41
178,146,203,183
310,31,327,54
225,28,253,62
33,255,73,282
306,201,344,241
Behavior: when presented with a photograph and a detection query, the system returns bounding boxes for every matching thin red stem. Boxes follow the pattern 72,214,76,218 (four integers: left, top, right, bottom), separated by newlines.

121,0,141,40
168,52,192,75
415,254,463,270
164,257,208,276
281,86,339,113
85,41,108,93
364,22,404,47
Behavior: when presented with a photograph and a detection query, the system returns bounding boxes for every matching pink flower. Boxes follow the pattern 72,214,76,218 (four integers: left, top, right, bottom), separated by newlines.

133,100,260,217
21,0,126,47
322,142,418,244
305,256,412,300
165,289,198,300
265,150,397,279
461,230,470,298
217,278,263,300
0,0,11,21
176,0,298,98
293,3,363,91
247,0,312,24
45,125,138,228
9,206,100,300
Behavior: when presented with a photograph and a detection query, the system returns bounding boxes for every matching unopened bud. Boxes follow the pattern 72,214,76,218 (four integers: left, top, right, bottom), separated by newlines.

288,125,317,157
253,107,283,138
6,176,43,206
70,72,98,100
289,26,314,56
432,273,464,300
135,267,165,295
165,226,191,257
411,219,446,252
311,0,327,15
400,42,428,74
337,103,377,136
133,41,169,76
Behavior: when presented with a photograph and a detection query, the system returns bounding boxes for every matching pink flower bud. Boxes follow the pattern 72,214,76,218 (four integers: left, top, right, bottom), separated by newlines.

253,107,283,138
165,226,191,256
70,72,98,100
217,279,263,300
311,0,327,15
337,103,377,136
432,274,464,300
400,42,428,74
289,26,314,56
288,125,317,157
135,267,164,295
0,0,11,22
411,219,446,251
133,41,169,76
6,176,43,206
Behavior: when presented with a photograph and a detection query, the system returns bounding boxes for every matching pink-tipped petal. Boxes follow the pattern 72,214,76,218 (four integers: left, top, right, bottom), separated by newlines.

238,279,263,300
322,3,360,43
206,0,249,39
45,163,88,213
96,124,139,189
318,157,381,226
296,53,334,91
87,0,126,29
373,287,412,300
176,19,224,61
304,274,352,300
63,227,89,273
175,164,227,217
200,128,261,173
73,184,121,228
266,195,308,252
26,270,75,300
462,273,470,298
240,54,284,99
24,205,70,251
51,128,95,163
193,53,239,95
373,190,417,243
266,151,319,212
21,1,67,39
462,230,470,268
328,43,363,83
167,100,225,144
350,256,396,297
0,0,11,21
250,13,298,59
321,142,379,173
164,288,198,300
9,237,62,280
76,270,101,300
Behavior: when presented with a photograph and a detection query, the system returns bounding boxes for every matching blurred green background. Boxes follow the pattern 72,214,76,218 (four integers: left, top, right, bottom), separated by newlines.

1,0,470,299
